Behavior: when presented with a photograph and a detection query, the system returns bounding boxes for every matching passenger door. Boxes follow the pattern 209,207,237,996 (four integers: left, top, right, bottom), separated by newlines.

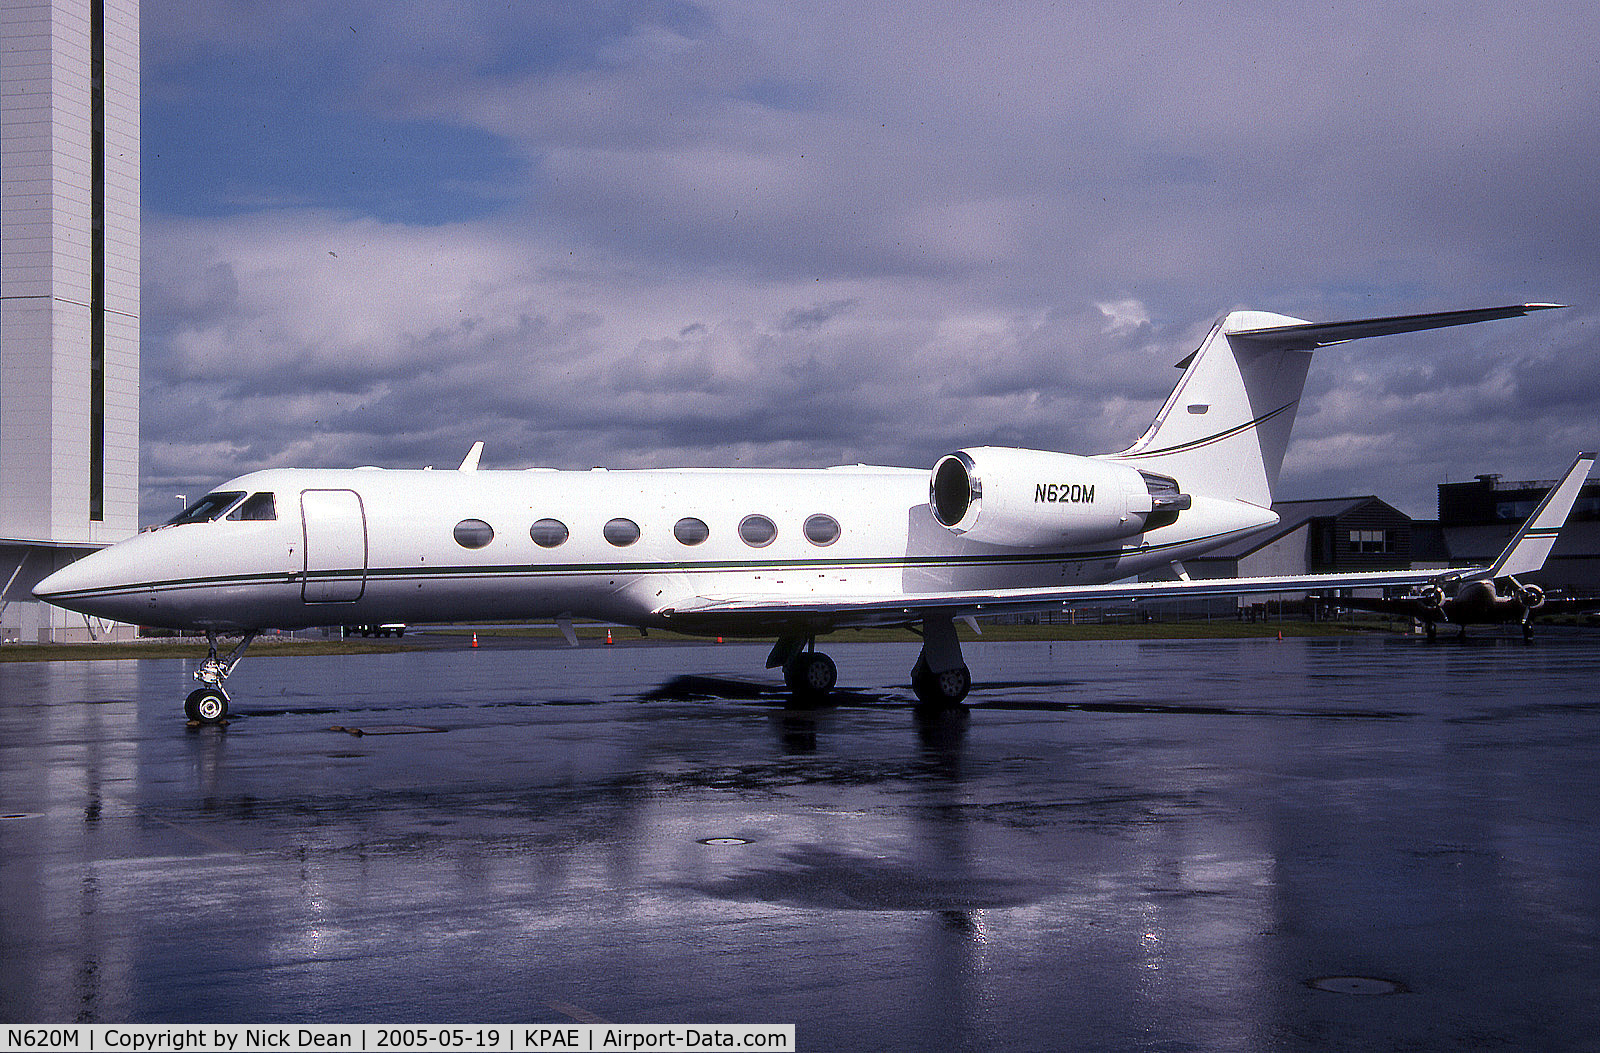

300,489,368,603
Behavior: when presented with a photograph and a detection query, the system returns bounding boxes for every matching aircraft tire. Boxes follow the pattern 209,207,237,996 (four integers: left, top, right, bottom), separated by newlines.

784,652,837,703
185,688,229,724
912,663,971,706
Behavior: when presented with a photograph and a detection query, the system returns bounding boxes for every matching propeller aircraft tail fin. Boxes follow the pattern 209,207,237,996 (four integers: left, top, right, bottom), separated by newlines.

1485,452,1595,579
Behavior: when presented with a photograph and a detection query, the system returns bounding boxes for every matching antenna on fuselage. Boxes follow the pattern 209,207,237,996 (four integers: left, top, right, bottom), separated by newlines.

458,442,484,472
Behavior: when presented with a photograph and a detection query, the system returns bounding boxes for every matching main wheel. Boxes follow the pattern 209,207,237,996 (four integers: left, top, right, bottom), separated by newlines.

912,661,971,706
784,652,837,703
185,687,229,724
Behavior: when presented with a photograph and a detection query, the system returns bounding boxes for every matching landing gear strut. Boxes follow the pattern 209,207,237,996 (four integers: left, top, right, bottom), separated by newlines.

184,630,256,724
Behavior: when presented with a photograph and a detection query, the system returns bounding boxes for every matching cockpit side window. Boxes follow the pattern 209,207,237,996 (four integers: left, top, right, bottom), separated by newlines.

167,491,246,526
227,492,277,521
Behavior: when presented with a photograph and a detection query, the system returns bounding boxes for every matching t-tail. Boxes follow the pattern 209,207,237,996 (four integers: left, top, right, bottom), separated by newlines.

1108,303,1564,507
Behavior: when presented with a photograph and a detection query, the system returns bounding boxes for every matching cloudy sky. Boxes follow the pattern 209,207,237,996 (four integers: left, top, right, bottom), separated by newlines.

139,0,1600,523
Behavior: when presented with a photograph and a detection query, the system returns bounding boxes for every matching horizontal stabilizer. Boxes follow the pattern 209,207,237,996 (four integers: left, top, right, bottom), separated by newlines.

1485,451,1596,579
1229,303,1564,352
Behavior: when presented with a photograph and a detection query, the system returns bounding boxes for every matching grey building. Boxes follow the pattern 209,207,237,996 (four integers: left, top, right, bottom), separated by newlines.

1438,472,1600,589
2,0,140,641
1186,496,1414,581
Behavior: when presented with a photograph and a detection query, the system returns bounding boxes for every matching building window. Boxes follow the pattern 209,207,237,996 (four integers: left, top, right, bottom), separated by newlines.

604,518,641,547
738,514,777,548
803,514,841,546
530,519,569,548
1348,529,1392,554
673,517,710,545
454,519,494,549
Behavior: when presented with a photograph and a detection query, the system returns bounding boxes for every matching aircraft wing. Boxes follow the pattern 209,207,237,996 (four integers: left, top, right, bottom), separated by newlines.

1317,594,1432,619
657,566,1454,634
1534,594,1600,617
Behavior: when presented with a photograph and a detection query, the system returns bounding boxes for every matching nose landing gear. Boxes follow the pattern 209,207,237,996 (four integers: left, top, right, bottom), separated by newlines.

184,630,257,724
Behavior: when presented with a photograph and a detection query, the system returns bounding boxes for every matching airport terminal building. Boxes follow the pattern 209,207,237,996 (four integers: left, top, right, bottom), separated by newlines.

1,0,140,641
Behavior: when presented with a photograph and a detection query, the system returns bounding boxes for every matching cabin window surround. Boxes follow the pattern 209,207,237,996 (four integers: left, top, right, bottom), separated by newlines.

454,519,495,549
531,518,570,548
803,513,841,546
674,517,711,546
604,518,642,547
739,514,778,548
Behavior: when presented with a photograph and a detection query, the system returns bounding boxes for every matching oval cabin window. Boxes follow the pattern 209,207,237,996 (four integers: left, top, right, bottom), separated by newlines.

674,517,710,546
738,514,777,548
803,514,841,546
530,518,569,548
454,519,494,549
604,518,641,547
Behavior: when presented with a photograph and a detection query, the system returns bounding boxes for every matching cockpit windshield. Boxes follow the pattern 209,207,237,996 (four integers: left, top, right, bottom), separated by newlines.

227,492,277,521
166,491,246,526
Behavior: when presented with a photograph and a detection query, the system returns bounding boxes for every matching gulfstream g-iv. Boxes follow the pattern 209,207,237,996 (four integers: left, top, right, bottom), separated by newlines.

35,303,1590,724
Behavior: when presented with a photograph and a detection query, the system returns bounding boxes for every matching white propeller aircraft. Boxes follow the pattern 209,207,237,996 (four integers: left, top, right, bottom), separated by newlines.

34,302,1590,724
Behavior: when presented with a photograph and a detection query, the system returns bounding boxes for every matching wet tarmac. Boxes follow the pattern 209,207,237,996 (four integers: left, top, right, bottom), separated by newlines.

4,632,1600,1051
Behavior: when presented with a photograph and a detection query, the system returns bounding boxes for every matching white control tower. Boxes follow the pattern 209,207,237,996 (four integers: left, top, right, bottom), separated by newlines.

2,0,140,641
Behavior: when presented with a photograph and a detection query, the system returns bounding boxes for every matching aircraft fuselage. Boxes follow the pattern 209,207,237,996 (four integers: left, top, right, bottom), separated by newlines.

41,464,1277,635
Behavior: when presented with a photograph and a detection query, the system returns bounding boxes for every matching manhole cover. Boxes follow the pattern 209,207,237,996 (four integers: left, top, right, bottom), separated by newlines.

698,837,752,846
0,813,41,822
1306,975,1407,995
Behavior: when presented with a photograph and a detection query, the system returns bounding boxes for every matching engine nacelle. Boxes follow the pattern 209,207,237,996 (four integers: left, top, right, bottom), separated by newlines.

929,447,1189,547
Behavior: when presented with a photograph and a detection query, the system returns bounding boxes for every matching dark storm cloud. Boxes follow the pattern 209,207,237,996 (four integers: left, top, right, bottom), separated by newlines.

138,0,1600,520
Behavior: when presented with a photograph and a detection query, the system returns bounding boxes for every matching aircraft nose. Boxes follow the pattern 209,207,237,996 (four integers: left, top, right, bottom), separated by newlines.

33,546,134,617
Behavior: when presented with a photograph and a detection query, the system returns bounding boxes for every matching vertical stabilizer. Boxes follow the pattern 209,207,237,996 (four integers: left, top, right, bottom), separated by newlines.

1486,452,1595,579
1108,311,1314,508
1107,303,1562,508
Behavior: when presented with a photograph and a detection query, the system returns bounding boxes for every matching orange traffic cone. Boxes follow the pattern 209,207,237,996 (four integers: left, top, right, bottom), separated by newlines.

605,629,614,645
471,633,479,648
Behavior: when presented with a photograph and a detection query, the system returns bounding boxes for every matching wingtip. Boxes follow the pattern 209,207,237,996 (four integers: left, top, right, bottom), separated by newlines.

1522,302,1567,311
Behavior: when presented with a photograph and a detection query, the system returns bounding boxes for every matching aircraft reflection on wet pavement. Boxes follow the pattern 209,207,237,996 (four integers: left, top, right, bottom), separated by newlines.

6,637,1600,1049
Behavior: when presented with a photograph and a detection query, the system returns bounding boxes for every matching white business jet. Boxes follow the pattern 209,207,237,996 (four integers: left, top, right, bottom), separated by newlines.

35,303,1590,724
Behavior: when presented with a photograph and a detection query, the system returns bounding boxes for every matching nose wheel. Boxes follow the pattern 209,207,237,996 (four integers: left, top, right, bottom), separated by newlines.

185,687,229,724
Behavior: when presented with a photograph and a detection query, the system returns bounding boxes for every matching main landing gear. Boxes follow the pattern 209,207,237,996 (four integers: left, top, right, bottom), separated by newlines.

768,636,838,705
183,631,257,725
768,615,974,710
909,616,972,709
